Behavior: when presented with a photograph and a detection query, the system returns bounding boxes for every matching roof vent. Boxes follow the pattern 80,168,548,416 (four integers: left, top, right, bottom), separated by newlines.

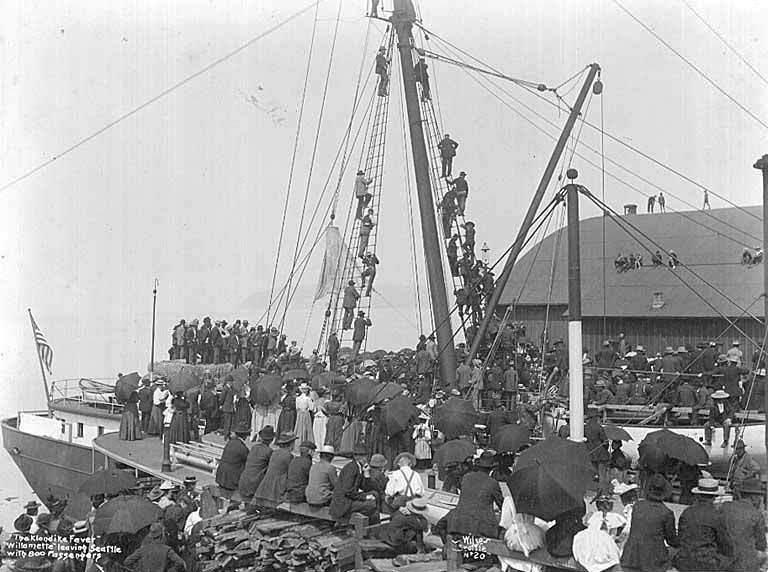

624,204,638,215
651,291,665,310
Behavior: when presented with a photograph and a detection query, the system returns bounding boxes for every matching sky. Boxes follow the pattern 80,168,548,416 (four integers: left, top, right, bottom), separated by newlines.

1,0,767,414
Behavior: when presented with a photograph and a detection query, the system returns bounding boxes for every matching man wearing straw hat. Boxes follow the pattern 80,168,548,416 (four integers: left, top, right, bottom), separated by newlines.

384,497,429,555
703,389,732,447
674,477,734,571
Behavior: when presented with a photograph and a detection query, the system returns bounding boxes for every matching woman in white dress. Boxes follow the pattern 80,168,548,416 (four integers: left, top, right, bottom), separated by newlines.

293,383,315,451
312,387,329,448
147,380,170,436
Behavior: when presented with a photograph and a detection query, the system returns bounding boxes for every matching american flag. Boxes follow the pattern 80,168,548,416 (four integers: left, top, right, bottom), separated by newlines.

29,311,53,374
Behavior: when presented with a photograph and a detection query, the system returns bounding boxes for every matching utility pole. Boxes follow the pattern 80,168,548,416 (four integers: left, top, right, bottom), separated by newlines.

392,0,457,387
565,171,584,442
467,64,601,364
754,153,768,500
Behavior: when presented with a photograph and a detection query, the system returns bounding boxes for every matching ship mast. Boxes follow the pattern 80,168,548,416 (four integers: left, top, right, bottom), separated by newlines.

392,0,457,387
755,153,768,482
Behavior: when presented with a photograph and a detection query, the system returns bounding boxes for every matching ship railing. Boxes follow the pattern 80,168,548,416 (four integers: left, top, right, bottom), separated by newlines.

50,378,125,415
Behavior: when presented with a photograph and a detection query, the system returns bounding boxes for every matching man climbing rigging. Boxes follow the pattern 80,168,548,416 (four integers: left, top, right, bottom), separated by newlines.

352,311,372,359
360,252,379,297
437,133,459,178
439,187,458,239
414,57,431,101
453,172,469,216
354,170,373,219
342,280,360,330
447,234,460,276
358,208,376,256
375,47,390,97
462,221,476,257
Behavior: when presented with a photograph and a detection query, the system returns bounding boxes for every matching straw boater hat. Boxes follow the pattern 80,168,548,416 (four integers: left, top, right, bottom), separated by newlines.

692,477,726,496
72,520,89,535
299,383,310,392
369,454,388,468
664,347,674,354
613,482,638,497
732,340,740,346
394,452,417,467
275,431,298,446
406,497,428,512
159,480,175,491
677,346,687,354
727,355,739,363
711,390,730,400
319,445,335,457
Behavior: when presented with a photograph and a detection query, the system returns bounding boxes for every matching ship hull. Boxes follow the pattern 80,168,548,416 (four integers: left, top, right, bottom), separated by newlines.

1,416,104,506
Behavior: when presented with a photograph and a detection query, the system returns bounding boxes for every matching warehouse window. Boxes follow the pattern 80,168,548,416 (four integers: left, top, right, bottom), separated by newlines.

651,292,665,310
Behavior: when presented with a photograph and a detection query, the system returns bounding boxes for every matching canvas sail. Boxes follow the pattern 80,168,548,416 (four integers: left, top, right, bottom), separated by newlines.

315,224,367,301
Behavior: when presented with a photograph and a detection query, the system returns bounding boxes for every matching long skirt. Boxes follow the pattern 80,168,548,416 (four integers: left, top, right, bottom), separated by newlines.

325,415,344,450
119,410,142,441
277,409,296,435
340,420,363,453
294,410,314,450
313,414,327,450
168,411,190,445
415,438,432,460
147,405,165,435
234,399,252,432
251,404,281,441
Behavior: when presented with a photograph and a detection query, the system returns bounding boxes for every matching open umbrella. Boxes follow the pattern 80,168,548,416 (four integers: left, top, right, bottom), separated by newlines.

114,372,140,403
381,395,419,436
168,367,201,394
61,493,94,520
603,423,633,442
78,468,137,497
345,377,378,407
283,368,309,381
493,424,531,453
371,382,404,404
228,366,250,391
434,438,476,469
433,398,478,440
639,429,708,466
251,374,283,406
510,437,595,521
311,372,345,390
92,494,162,535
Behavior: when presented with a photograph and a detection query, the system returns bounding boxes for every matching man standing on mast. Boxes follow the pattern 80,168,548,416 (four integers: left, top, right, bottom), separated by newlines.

342,280,360,330
437,134,459,178
375,47,390,97
414,57,431,101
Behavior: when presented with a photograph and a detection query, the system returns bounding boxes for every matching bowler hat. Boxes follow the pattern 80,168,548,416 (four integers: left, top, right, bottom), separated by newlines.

233,421,251,434
36,513,52,526
184,476,197,486
275,431,298,446
475,451,497,469
259,425,275,441
147,487,163,501
24,500,40,511
369,453,388,468
299,440,317,450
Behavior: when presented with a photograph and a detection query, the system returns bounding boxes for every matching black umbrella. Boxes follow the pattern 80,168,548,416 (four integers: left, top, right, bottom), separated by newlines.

114,372,140,403
510,437,595,521
381,395,419,436
92,495,162,535
433,398,478,440
168,367,201,394
372,382,404,404
639,429,708,466
434,438,476,469
78,469,137,497
61,493,93,520
251,374,283,406
229,366,250,391
283,368,310,381
493,424,531,454
345,377,378,407
604,423,633,442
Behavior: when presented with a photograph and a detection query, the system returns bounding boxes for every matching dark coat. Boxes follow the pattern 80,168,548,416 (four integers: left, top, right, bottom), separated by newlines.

718,499,767,572
254,447,293,503
215,436,249,491
352,317,371,342
220,385,235,413
437,137,458,158
544,504,586,558
343,285,360,309
123,540,185,572
620,499,678,572
386,511,428,549
447,471,503,538
238,442,273,499
277,395,296,434
585,417,610,463
138,386,154,413
329,460,369,520
284,454,313,503
674,502,734,572
486,409,514,439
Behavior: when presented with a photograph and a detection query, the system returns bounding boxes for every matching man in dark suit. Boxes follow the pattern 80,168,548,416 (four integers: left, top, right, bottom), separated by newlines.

210,321,223,364
238,426,275,502
198,317,212,364
138,378,154,434
219,377,235,437
215,424,250,499
329,445,379,524
124,522,186,572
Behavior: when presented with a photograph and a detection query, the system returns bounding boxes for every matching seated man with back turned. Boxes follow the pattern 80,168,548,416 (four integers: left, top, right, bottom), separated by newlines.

329,445,379,524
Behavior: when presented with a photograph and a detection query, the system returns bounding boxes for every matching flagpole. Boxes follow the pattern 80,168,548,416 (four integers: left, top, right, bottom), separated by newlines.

150,279,158,382
28,309,53,417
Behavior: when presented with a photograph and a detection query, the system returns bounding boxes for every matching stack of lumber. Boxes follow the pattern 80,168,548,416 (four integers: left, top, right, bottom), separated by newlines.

195,509,356,571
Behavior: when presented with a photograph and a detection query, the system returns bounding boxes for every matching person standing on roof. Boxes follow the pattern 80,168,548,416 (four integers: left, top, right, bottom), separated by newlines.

437,134,459,178
352,311,372,359
358,208,376,256
453,172,469,216
342,280,360,330
375,47,390,97
185,319,199,364
414,57,431,101
354,170,373,219
702,189,711,210
657,192,666,212
646,194,656,213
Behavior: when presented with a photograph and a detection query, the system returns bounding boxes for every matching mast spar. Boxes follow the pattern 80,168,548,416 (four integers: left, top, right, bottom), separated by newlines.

392,0,457,387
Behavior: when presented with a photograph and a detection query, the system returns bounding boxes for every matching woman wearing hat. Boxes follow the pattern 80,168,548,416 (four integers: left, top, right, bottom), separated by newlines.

167,391,191,445
313,386,329,448
674,478,734,571
119,390,143,441
323,394,345,451
233,384,252,437
293,383,315,452
447,451,503,539
239,426,275,502
621,474,678,572
254,431,297,504
147,380,170,436
277,384,297,436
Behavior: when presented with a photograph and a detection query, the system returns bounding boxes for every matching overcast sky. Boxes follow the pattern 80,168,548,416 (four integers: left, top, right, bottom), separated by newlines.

1,0,767,412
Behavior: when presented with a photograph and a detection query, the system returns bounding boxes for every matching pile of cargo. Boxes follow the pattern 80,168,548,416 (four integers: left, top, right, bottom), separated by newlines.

195,509,357,572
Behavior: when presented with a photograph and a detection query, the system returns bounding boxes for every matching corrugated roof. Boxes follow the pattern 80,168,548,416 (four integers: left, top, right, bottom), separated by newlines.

498,206,765,318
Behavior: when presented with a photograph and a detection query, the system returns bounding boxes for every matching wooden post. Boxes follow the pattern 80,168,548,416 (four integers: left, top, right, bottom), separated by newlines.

351,513,368,570
445,534,460,571
754,153,768,508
